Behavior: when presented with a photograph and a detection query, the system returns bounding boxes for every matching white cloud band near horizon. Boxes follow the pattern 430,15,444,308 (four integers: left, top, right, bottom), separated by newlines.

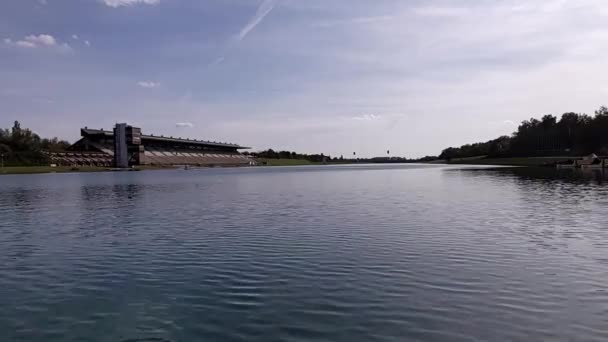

176,122,194,128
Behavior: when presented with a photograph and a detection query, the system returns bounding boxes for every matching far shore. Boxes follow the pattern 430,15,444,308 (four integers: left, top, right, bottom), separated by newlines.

0,160,340,175
434,156,575,167
1,156,576,175
0,165,176,175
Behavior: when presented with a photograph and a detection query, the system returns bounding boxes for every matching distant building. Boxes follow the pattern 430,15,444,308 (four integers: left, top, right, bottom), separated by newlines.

48,124,251,167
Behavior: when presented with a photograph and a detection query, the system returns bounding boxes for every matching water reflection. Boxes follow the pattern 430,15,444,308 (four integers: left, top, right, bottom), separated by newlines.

450,166,608,259
453,166,608,184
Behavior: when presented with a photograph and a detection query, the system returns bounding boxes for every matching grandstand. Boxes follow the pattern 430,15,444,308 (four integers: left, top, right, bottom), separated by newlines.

49,125,252,167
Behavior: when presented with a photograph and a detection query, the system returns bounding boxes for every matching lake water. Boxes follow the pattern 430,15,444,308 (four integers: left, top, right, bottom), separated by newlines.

1,164,608,342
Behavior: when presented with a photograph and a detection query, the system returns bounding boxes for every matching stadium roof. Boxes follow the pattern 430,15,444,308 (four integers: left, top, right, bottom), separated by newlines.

81,127,249,149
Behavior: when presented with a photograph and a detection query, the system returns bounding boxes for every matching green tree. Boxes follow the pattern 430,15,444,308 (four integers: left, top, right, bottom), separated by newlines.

0,121,70,166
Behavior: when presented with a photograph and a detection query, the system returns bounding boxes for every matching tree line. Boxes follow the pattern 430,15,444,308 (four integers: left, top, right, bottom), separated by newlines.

439,106,608,160
243,149,336,163
6,106,607,167
0,121,70,166
244,149,438,163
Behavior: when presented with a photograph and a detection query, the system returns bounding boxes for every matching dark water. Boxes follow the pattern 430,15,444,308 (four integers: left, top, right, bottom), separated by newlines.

1,164,608,342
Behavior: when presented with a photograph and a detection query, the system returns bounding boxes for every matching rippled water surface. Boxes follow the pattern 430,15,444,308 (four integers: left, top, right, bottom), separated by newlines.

2,164,608,341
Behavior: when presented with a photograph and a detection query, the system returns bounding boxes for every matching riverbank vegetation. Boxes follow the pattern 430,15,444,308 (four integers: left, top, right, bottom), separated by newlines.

245,150,437,164
244,149,335,163
256,158,314,166
0,121,70,166
439,106,608,161
6,106,608,170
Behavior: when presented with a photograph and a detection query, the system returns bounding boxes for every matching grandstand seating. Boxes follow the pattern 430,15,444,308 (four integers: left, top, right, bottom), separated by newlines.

60,126,253,167
142,147,250,166
48,151,113,167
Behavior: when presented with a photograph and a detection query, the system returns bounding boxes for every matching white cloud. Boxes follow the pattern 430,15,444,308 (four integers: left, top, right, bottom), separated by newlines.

38,0,47,5
137,81,160,88
352,114,381,121
4,34,60,49
72,34,79,40
84,40,91,46
102,0,159,8
13,39,36,48
503,120,515,125
176,122,194,128
237,0,277,41
15,40,37,48
25,34,56,46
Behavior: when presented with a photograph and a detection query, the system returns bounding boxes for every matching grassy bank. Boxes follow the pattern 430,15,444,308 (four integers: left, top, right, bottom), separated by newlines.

0,166,109,175
0,165,176,175
256,159,359,166
257,158,314,166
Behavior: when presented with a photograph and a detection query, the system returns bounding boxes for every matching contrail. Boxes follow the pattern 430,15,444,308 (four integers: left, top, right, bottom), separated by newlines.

206,0,277,68
237,0,277,41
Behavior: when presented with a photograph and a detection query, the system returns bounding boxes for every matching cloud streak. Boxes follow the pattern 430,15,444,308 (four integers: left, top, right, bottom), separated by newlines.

137,81,160,88
176,122,194,128
237,0,277,41
102,0,159,8
206,0,278,68
352,114,381,121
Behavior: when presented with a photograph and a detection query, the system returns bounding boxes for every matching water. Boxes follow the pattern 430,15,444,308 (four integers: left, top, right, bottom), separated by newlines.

1,164,608,342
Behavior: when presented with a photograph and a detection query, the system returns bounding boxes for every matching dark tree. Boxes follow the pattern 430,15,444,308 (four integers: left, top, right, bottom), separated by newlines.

0,121,70,166
439,106,608,159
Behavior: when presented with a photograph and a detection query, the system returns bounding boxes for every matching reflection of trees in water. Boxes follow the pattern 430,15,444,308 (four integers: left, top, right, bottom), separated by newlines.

459,167,608,206
457,167,608,185
453,167,608,253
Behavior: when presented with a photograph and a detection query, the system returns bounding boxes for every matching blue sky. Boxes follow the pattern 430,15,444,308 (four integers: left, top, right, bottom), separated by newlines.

2,0,608,157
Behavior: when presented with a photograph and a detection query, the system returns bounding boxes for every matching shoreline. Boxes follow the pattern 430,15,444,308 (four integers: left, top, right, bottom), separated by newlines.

436,156,574,167
0,165,176,175
0,157,578,175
